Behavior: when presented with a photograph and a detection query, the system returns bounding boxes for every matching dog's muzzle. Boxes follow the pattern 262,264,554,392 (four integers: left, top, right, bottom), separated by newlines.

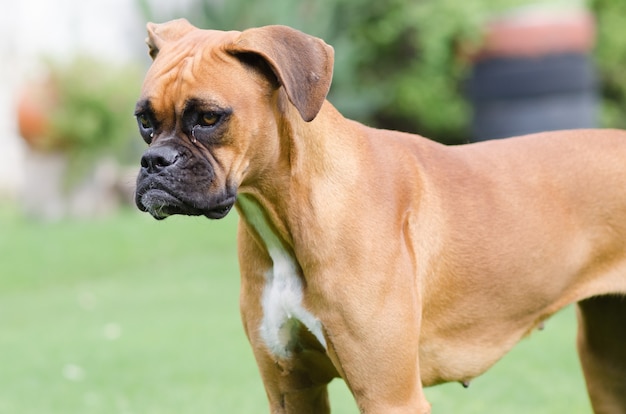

135,145,236,220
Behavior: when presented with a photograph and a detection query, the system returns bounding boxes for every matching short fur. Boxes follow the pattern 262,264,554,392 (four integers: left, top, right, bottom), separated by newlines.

135,19,626,413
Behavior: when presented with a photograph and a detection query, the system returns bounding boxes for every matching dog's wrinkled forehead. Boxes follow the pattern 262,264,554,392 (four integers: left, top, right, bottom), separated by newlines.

139,23,242,117
145,18,239,61
139,18,334,122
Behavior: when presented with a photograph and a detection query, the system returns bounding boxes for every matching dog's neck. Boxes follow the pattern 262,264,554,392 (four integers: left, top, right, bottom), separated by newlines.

236,97,361,249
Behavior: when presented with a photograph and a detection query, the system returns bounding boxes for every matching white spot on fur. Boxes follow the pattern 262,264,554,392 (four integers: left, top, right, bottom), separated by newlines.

238,195,326,358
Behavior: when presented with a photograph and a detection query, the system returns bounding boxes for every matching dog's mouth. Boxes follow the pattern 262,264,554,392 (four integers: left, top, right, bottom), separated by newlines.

137,188,235,220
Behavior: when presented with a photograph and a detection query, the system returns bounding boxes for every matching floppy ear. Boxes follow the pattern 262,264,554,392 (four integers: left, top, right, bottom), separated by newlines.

146,19,195,60
226,26,334,122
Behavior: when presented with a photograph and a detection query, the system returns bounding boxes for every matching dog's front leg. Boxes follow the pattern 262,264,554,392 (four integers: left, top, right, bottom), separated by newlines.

244,336,334,414
318,273,431,414
238,226,338,413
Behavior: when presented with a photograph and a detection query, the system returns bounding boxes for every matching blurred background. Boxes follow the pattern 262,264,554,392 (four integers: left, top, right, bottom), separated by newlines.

3,0,626,218
1,0,625,412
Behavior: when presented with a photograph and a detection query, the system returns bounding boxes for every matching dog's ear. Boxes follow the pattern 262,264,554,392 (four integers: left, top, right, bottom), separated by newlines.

146,19,195,60
226,26,334,122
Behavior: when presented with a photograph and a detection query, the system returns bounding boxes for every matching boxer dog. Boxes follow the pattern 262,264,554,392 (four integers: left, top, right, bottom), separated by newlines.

134,19,626,413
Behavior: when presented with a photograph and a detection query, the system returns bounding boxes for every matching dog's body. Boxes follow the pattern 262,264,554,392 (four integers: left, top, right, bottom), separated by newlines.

135,19,626,413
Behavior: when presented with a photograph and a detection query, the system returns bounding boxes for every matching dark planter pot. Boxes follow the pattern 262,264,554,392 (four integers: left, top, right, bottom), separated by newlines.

465,9,598,142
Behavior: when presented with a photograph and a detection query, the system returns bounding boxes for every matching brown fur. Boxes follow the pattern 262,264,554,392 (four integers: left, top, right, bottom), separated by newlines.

136,19,626,413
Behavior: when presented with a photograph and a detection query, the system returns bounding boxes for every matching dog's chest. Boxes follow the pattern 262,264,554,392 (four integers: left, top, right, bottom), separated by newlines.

237,195,326,358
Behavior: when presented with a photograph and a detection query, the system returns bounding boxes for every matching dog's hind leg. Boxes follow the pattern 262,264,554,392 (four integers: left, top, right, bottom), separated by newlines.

576,295,626,414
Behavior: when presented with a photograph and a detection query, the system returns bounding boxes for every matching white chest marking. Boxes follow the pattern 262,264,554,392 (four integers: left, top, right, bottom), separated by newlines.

237,195,326,358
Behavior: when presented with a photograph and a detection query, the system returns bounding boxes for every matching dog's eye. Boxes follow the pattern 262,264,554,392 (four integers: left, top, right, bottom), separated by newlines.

136,113,154,144
137,113,151,129
187,109,230,145
199,112,221,127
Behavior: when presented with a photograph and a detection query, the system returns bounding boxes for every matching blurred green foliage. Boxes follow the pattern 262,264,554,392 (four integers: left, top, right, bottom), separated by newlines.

590,0,626,129
139,0,622,144
42,56,143,183
47,57,139,155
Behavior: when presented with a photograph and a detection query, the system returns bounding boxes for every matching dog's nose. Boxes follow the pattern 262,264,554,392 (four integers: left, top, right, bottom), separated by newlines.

140,146,181,174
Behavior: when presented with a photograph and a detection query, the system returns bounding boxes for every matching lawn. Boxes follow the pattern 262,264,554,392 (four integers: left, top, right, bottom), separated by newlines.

0,206,591,413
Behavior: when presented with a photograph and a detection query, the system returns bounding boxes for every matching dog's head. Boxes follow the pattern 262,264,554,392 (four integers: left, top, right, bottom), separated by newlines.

134,19,334,220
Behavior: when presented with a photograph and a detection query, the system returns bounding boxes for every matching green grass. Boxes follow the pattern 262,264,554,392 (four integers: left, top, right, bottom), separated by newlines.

0,207,591,413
